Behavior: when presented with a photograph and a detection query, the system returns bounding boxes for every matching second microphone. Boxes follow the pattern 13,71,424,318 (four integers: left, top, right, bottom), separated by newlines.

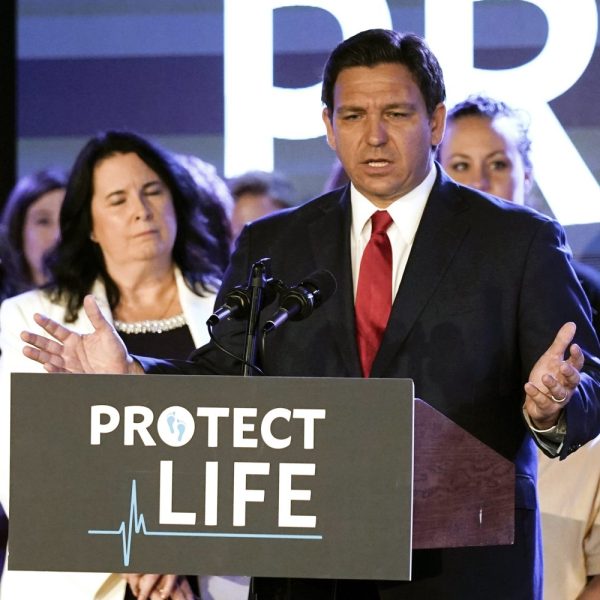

263,269,337,334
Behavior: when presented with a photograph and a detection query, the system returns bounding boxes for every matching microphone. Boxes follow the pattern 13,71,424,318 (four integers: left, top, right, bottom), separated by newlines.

263,269,337,334
206,286,252,326
207,259,283,327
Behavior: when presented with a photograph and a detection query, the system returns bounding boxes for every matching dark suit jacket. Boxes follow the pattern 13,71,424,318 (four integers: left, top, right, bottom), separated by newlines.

141,167,600,599
574,260,600,339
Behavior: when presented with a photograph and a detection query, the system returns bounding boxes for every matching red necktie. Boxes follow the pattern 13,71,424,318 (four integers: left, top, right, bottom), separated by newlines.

355,210,393,378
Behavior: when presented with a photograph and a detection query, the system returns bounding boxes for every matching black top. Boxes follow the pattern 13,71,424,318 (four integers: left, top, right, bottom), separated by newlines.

118,325,196,360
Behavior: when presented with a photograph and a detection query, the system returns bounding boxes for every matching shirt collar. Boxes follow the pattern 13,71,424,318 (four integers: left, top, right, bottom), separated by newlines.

351,164,437,244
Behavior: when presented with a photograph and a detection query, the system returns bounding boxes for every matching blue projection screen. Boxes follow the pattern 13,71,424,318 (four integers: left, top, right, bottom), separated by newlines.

17,0,600,261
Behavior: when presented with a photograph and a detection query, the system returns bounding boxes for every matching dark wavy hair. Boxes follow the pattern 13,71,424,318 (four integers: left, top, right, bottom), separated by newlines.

443,94,533,172
175,153,233,270
1,168,68,287
321,29,446,118
46,130,223,323
0,225,23,303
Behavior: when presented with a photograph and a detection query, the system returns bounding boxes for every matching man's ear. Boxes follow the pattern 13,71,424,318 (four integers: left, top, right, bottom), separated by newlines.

524,168,534,196
430,102,446,147
322,108,336,151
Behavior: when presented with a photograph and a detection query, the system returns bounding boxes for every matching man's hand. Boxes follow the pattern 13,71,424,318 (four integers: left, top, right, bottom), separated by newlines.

20,295,142,375
524,322,584,429
123,573,197,600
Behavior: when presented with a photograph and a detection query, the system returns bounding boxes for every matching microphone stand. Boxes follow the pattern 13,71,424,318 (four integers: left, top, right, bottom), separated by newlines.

242,257,273,376
243,257,273,600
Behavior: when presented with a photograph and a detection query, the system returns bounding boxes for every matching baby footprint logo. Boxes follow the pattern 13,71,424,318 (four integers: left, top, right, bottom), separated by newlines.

166,411,186,441
157,406,195,446
167,412,176,434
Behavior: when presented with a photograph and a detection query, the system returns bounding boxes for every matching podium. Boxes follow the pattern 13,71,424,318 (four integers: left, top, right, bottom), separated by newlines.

412,399,513,549
8,373,514,580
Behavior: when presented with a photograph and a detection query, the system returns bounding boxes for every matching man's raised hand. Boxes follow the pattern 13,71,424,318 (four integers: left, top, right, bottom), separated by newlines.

21,295,142,375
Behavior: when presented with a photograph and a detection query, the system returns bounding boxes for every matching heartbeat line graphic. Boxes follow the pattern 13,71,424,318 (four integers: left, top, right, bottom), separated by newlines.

88,480,323,566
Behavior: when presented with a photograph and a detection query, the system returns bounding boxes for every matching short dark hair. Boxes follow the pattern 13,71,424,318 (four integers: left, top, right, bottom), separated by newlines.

46,130,223,322
228,170,296,209
321,29,446,117
445,94,533,171
1,168,68,286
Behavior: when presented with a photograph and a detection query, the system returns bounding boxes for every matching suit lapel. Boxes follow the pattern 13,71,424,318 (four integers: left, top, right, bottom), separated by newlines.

371,172,471,377
307,186,362,377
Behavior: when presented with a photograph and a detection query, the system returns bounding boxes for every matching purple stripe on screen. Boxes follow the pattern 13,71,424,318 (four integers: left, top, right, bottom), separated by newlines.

18,48,600,137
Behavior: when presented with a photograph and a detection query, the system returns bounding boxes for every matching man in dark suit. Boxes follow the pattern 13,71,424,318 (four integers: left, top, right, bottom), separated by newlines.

23,29,600,599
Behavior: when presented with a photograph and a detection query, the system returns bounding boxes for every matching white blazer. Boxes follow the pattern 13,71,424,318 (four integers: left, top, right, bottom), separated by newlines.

0,272,248,600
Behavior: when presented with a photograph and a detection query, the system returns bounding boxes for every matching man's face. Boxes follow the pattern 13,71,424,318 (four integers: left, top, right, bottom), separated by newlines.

323,62,445,208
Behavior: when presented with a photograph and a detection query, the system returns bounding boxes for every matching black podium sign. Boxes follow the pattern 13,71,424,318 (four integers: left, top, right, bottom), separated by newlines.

9,374,414,580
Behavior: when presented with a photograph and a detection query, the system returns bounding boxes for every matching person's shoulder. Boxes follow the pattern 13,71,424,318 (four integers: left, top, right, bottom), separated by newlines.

590,433,600,453
573,261,600,287
295,186,348,214
0,289,52,335
249,186,347,231
438,171,553,227
1,288,50,313
183,279,219,305
0,287,76,328
572,261,600,301
179,266,220,299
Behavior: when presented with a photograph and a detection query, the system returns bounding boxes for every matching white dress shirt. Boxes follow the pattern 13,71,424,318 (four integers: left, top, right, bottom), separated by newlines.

350,165,436,301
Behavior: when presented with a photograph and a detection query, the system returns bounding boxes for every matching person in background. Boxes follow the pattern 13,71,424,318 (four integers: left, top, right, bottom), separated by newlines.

438,93,600,600
0,170,68,590
438,95,533,207
322,158,350,193
0,130,249,600
176,153,234,270
438,94,600,337
18,30,600,600
1,168,68,290
0,228,21,305
0,228,18,584
227,170,296,238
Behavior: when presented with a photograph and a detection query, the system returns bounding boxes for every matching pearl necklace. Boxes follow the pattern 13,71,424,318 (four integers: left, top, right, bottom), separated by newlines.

114,313,187,334
114,278,183,334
